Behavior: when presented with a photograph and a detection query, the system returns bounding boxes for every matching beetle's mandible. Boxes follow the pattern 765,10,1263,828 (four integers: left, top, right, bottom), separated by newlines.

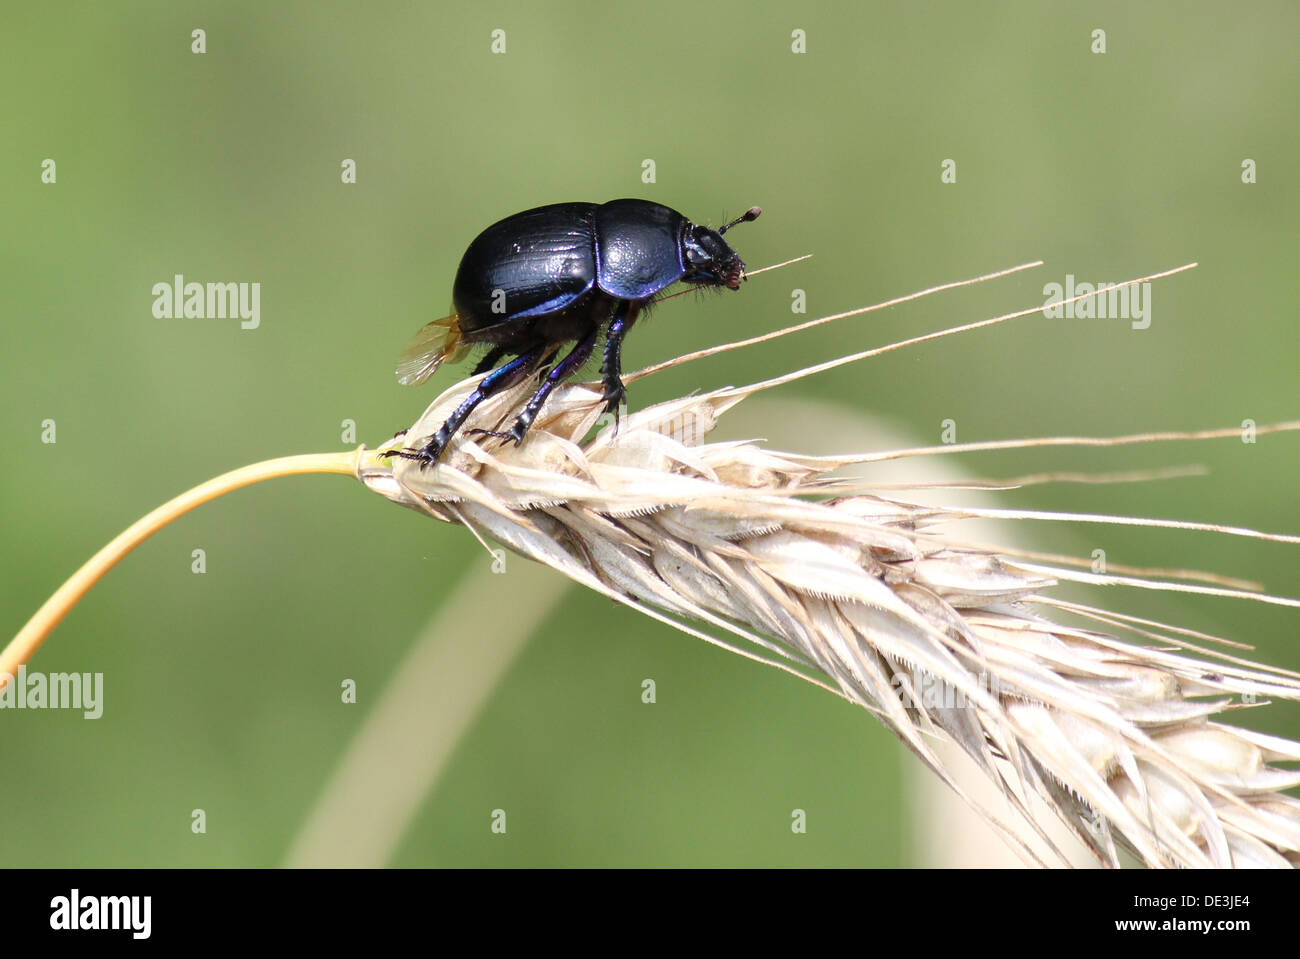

383,198,762,467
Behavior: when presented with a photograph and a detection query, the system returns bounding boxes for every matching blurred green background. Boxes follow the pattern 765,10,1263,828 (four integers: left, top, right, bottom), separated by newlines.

2,1,1297,867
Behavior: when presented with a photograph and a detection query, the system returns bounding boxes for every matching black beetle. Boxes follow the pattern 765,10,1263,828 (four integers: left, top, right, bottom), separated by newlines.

385,198,762,466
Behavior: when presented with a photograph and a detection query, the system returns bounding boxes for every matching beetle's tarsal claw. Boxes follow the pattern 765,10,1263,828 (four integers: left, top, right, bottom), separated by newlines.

378,439,446,469
602,384,626,415
467,427,525,445
600,384,628,441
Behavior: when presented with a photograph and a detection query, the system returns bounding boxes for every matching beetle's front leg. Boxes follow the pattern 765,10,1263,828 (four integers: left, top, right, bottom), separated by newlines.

600,302,636,428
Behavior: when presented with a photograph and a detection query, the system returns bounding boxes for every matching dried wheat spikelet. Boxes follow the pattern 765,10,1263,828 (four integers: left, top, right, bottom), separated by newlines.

359,263,1300,869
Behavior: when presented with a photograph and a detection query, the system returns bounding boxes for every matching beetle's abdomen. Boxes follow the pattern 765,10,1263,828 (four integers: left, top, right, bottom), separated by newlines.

594,199,687,300
452,203,598,334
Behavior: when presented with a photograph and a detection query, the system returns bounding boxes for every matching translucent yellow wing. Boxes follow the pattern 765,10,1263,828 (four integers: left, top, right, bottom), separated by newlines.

394,312,470,386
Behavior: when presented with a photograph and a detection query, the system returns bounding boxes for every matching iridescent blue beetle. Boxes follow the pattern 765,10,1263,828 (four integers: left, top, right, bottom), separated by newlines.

386,198,761,466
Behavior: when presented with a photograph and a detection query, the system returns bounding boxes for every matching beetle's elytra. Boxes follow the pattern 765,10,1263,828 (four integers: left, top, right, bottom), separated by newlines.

384,198,761,467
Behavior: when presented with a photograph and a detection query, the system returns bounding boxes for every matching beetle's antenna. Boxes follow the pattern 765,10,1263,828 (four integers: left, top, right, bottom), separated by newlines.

719,206,762,234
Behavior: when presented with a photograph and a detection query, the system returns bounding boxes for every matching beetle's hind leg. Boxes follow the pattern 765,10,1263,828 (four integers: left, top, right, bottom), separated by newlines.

599,302,637,432
469,330,599,447
382,345,545,468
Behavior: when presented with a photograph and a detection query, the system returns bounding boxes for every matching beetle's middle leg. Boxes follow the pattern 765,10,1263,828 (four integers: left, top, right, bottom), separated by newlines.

469,329,599,446
599,301,637,429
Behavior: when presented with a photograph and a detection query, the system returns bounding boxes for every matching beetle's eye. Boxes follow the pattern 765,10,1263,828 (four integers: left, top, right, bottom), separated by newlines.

691,228,725,260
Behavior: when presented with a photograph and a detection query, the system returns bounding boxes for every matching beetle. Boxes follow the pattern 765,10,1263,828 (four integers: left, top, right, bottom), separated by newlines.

383,198,762,466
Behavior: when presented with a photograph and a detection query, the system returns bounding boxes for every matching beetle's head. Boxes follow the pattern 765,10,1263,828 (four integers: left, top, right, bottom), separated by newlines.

682,206,762,291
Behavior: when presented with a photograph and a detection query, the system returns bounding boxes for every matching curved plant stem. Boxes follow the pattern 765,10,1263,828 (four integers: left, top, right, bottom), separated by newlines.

1,450,366,689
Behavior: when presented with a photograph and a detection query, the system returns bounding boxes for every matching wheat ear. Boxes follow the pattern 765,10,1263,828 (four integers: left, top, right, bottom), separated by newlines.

358,264,1300,868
